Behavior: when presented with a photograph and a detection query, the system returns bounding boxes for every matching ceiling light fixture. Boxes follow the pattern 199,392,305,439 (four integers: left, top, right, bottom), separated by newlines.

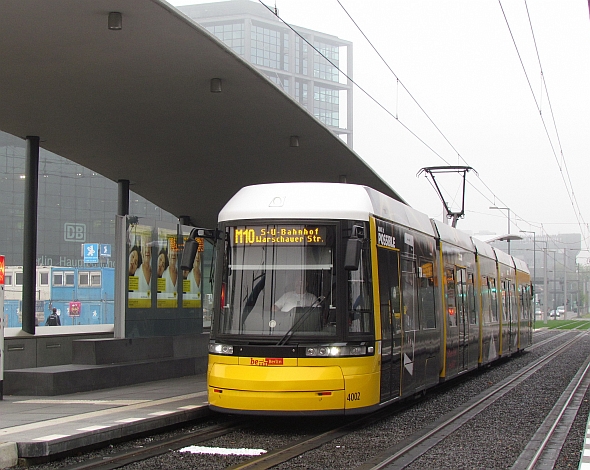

108,12,122,30
210,78,222,93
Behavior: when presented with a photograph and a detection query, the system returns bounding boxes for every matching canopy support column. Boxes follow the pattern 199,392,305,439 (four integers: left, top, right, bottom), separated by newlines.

114,179,129,338
22,136,40,334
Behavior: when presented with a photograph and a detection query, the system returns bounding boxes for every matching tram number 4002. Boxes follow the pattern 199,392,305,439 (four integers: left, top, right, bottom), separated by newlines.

346,392,361,402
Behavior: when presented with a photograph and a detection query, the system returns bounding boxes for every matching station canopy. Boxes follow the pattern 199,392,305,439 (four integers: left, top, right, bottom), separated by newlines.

0,0,404,228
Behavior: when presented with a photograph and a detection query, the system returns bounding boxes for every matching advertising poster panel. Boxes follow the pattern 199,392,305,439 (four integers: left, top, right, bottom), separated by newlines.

182,236,204,308
127,223,153,308
69,301,81,317
156,227,180,308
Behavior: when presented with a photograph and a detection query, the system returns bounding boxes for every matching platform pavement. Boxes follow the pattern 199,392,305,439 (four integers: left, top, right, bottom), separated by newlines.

0,374,209,468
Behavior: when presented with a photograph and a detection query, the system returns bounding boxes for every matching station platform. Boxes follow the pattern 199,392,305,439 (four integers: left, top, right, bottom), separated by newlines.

0,374,209,468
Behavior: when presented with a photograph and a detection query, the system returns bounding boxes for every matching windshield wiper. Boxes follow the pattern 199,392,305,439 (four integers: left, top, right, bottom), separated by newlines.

276,296,325,346
241,273,266,325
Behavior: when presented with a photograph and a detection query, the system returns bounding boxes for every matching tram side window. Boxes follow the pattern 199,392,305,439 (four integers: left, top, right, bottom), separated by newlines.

401,259,419,331
456,268,467,327
418,261,436,329
501,281,510,322
523,285,531,319
481,276,491,324
510,283,517,321
468,273,477,325
446,268,457,327
518,285,526,320
348,245,372,334
489,277,499,322
377,249,401,335
15,272,23,286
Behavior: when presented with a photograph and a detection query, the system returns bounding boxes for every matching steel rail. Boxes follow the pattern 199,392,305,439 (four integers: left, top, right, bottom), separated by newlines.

361,331,586,470
513,353,590,469
61,420,248,470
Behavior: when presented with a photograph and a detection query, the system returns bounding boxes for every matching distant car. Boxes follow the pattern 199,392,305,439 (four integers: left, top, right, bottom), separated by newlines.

535,308,543,318
557,306,565,316
549,309,560,318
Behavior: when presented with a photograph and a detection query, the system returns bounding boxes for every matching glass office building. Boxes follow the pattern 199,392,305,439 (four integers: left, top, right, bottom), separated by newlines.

178,0,354,146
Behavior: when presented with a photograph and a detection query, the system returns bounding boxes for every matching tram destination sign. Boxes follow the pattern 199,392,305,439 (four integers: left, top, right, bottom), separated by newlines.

234,226,327,246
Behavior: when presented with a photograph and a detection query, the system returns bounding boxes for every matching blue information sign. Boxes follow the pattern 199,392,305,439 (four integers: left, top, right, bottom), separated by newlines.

84,243,99,263
100,244,112,258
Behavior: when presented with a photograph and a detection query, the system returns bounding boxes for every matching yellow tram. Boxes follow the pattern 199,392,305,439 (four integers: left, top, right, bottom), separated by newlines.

183,183,532,415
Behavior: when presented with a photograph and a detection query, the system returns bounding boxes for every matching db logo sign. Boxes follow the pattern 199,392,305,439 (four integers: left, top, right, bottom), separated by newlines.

64,223,86,242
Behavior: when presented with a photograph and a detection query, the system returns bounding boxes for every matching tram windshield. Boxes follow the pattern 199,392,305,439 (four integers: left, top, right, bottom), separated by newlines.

219,224,336,337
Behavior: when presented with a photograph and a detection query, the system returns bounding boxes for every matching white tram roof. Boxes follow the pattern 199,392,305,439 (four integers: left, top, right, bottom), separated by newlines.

219,183,374,223
471,237,497,260
493,246,515,269
431,219,474,251
219,183,435,236
512,256,530,274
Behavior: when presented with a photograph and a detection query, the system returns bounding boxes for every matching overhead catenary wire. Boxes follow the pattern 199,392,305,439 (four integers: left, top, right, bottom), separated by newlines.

332,0,537,232
338,0,589,254
264,0,502,212
499,0,589,253
265,1,587,254
332,0,548,234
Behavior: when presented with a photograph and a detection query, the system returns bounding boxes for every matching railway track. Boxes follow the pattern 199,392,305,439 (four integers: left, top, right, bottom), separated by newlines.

60,420,248,470
47,330,587,470
357,331,589,470
511,354,590,469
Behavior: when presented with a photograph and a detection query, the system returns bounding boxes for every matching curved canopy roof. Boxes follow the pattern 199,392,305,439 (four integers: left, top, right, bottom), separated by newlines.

0,0,403,228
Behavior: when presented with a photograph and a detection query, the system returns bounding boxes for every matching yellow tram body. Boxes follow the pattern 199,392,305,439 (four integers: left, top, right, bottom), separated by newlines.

197,183,532,415
208,354,381,413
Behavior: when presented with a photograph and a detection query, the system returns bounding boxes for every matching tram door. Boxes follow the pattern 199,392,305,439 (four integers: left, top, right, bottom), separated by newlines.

455,268,468,372
445,267,468,375
377,247,402,401
503,280,516,352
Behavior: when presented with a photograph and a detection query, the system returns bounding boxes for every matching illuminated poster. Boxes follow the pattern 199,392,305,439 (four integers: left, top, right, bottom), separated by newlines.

69,301,81,317
183,237,203,308
127,223,153,308
156,228,179,308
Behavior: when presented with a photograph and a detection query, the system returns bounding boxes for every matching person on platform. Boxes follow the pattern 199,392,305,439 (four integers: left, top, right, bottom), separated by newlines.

45,307,61,326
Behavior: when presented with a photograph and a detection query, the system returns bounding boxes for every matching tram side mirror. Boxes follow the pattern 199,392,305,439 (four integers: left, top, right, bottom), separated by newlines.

180,237,198,271
344,238,362,271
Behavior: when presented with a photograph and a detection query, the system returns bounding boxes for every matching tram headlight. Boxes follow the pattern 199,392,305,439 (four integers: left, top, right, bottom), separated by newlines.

305,344,369,357
209,343,234,355
329,347,340,356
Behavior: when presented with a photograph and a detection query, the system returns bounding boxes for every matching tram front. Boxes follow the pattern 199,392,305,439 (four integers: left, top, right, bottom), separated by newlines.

205,221,379,415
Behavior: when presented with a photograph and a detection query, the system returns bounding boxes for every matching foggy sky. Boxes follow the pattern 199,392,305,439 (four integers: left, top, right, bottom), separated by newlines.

169,0,590,262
